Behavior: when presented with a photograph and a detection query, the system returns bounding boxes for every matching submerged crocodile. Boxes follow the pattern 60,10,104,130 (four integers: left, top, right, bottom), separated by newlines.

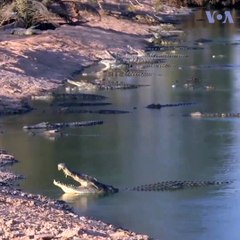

23,120,103,130
68,79,149,90
56,102,112,107
190,112,240,118
53,163,231,195
58,109,130,115
147,102,196,109
31,93,107,102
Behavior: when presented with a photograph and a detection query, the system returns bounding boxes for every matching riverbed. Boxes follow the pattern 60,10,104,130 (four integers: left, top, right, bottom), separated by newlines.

1,10,240,240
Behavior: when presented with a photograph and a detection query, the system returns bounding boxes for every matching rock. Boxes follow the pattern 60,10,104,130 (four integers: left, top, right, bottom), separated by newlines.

31,95,54,101
58,228,79,238
35,234,54,240
10,28,42,36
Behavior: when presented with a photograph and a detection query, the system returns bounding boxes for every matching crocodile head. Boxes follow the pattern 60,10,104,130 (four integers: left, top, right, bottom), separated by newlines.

53,163,119,195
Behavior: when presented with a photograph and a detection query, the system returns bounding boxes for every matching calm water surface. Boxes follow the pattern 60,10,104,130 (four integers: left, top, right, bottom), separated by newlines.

1,11,240,240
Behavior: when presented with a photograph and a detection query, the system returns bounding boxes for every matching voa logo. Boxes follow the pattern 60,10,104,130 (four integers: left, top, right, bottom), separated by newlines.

205,11,234,24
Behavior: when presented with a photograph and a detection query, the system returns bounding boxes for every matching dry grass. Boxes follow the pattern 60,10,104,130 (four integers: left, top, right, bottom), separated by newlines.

0,0,100,28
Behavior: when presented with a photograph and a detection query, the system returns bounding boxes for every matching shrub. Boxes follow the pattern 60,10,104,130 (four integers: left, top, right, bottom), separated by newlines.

0,0,100,28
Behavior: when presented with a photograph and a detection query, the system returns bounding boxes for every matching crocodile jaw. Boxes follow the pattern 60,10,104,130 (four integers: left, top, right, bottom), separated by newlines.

53,180,95,194
57,163,90,187
54,163,89,194
54,163,99,194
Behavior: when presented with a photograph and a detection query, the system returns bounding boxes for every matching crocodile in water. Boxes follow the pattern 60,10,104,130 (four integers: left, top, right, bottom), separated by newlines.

190,112,240,118
147,102,196,109
53,163,231,195
23,120,103,130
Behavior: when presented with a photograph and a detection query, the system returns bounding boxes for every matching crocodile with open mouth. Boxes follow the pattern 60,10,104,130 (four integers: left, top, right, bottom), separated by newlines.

53,163,231,195
53,163,119,194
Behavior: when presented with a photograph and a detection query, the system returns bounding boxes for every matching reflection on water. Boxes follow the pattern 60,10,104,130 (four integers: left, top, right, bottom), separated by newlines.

60,193,101,210
1,10,240,240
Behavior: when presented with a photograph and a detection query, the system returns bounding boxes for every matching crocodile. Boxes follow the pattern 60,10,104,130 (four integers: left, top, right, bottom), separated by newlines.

58,109,130,115
148,37,182,46
145,46,204,52
147,102,196,109
104,70,153,77
56,102,112,107
0,103,33,116
23,120,103,130
31,93,107,102
53,163,231,195
190,112,240,118
0,150,18,167
103,49,167,66
68,79,148,90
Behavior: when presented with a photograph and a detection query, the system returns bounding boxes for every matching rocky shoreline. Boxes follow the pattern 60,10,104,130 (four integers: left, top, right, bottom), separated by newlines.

0,187,150,240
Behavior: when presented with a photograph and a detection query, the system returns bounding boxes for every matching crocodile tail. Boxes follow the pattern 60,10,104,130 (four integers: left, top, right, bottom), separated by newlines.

125,180,232,192
163,102,195,108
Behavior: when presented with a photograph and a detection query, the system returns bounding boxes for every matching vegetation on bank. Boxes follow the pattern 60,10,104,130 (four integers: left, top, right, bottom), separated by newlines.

0,0,102,28
0,0,155,29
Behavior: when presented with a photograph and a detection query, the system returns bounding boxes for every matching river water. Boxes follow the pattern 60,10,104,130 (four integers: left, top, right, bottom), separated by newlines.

1,10,240,240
